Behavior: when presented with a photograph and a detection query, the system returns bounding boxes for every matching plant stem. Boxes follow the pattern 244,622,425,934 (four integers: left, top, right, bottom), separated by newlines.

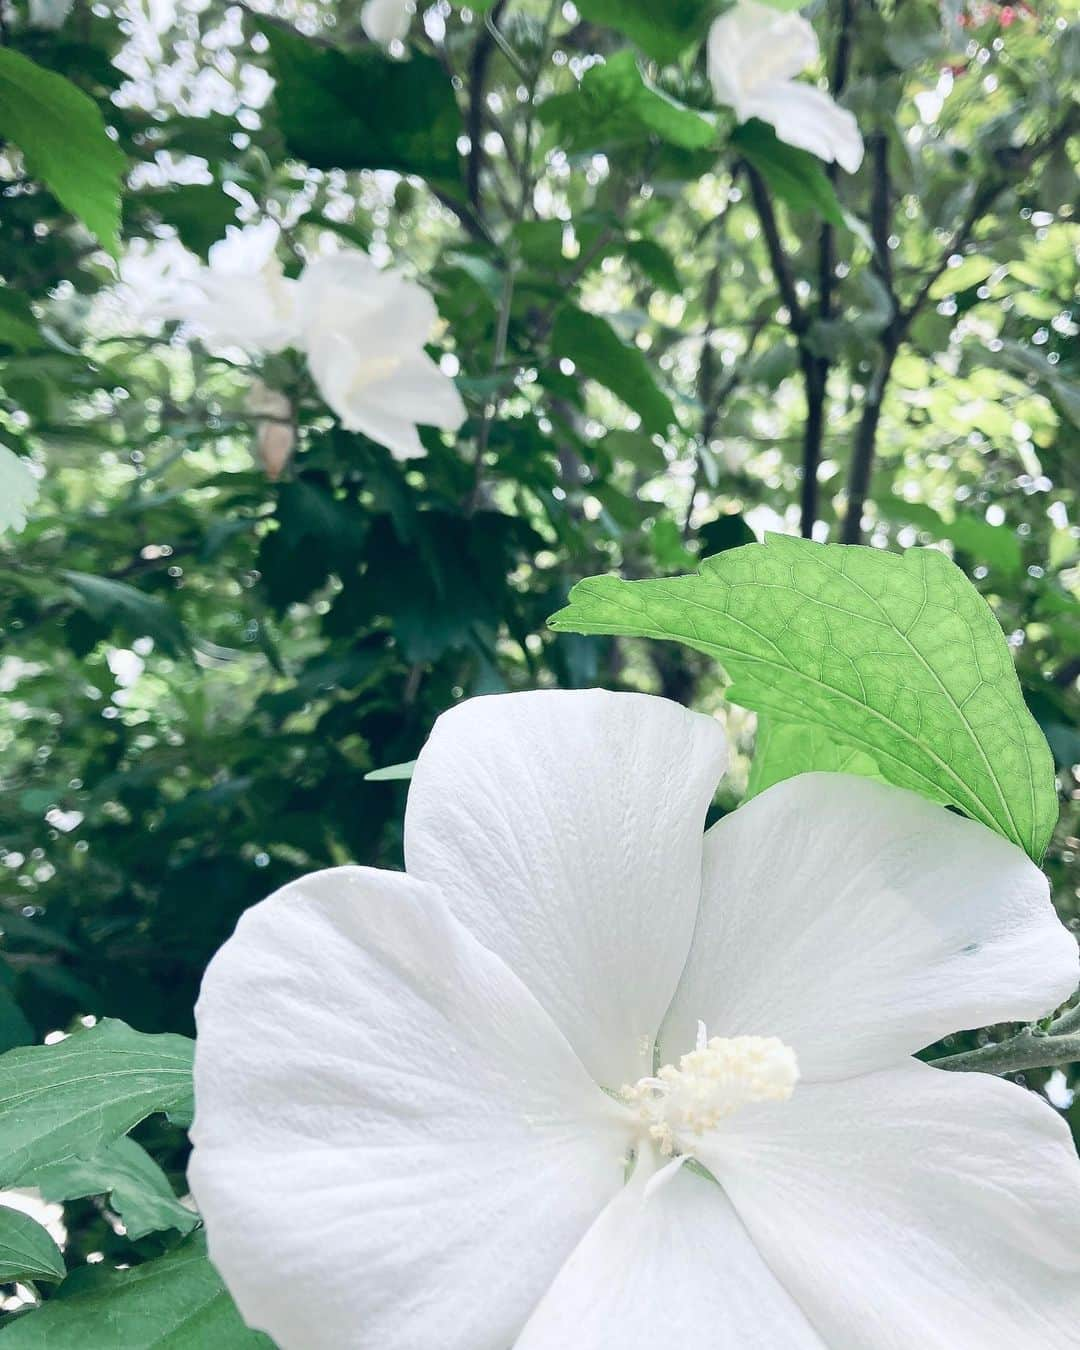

932,1006,1080,1076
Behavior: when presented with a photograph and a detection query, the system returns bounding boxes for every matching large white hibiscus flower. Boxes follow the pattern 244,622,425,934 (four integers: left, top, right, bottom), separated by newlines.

190,690,1080,1349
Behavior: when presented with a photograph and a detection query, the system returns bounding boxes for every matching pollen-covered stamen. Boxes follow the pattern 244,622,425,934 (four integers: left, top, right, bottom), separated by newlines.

622,1023,799,1156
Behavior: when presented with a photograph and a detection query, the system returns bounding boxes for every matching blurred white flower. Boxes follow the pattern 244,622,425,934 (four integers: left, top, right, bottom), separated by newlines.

160,220,301,354
361,0,412,46
124,224,462,459
708,1,864,172
296,253,466,460
28,0,75,28
191,690,1080,1350
0,447,40,536
111,236,201,331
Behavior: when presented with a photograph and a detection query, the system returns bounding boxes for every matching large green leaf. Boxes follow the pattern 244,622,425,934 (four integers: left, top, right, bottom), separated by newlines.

575,0,721,64
0,48,126,256
552,306,676,435
261,20,462,183
32,1137,197,1242
732,119,845,226
0,1020,194,1189
550,535,1058,859
0,1206,65,1285
746,716,884,799
0,1234,270,1348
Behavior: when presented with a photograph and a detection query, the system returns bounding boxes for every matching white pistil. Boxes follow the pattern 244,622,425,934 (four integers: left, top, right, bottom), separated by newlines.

622,1023,799,1157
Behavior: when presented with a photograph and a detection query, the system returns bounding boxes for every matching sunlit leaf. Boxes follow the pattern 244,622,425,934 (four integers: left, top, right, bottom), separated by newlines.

0,47,126,256
746,716,884,799
550,535,1058,859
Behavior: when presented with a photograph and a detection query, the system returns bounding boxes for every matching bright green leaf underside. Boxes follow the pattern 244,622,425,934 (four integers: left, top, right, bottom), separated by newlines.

550,535,1058,860
746,716,885,800
0,1019,194,1189
0,47,126,256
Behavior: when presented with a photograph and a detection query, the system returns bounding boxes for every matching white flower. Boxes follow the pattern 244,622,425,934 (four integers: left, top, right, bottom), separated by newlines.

361,0,412,46
159,220,301,355
708,1,864,173
28,0,75,28
190,690,1080,1349
0,446,40,535
296,252,466,460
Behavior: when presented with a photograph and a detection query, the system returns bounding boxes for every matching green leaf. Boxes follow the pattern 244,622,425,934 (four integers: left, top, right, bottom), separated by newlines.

364,759,417,782
32,1137,197,1242
574,0,721,64
260,20,462,183
62,572,190,658
0,292,46,353
0,1205,66,1285
0,1233,270,1348
625,238,682,292
137,185,238,259
538,51,717,153
0,48,126,256
0,1019,194,1189
733,119,845,226
746,716,884,799
0,447,39,536
549,535,1058,859
552,306,676,435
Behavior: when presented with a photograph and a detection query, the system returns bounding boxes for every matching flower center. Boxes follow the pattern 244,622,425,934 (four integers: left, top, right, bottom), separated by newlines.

622,1023,799,1157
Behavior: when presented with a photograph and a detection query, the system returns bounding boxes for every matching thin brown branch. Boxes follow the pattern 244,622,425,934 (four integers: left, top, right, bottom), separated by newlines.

465,0,509,212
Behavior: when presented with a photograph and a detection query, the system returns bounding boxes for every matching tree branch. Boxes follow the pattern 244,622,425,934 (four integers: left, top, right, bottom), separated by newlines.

803,0,857,540
932,1003,1080,1077
465,0,509,212
743,162,809,337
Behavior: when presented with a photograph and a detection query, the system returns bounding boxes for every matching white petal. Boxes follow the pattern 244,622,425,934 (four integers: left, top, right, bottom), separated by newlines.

516,1159,825,1349
190,867,629,1350
207,219,281,276
699,1061,1080,1349
304,332,428,456
663,773,1078,1080
361,0,411,45
405,690,727,1087
0,446,39,535
362,354,466,430
707,1,819,107
744,81,865,172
